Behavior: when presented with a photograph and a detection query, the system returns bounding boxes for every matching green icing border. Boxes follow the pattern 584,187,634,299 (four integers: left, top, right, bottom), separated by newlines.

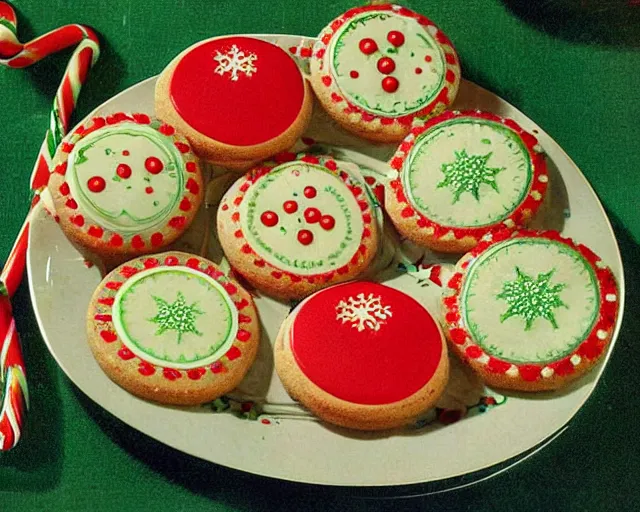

67,123,184,234
112,267,238,369
330,11,445,116
402,118,533,228
461,238,600,364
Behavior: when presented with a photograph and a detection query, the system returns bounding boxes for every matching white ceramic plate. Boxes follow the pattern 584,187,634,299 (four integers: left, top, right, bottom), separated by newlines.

27,35,624,488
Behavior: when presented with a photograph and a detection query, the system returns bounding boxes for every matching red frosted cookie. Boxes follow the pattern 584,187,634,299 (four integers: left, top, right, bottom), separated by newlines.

47,113,204,270
217,154,380,301
275,281,449,430
386,110,548,253
310,4,460,142
441,230,620,391
87,252,260,405
155,36,312,166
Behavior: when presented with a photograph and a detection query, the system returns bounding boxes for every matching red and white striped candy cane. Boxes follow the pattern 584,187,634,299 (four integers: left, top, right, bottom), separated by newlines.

0,1,100,450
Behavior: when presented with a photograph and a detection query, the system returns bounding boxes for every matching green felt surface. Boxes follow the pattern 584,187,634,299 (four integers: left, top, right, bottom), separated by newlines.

1,0,639,510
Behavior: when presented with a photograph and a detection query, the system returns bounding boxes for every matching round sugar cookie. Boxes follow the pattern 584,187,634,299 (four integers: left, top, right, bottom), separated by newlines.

155,36,312,165
87,252,260,405
309,4,460,143
48,113,204,269
275,281,449,430
441,230,620,392
386,110,548,253
217,154,380,301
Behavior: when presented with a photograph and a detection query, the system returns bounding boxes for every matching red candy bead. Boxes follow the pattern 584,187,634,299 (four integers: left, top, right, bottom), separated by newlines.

261,211,279,227
359,38,378,55
382,76,399,93
387,31,405,47
425,55,433,62
87,176,106,193
145,156,164,174
298,229,314,245
304,186,317,199
304,207,321,224
349,70,359,79
145,186,154,194
122,150,130,156
320,215,336,231
377,57,396,75
283,200,298,214
415,67,423,74
116,163,132,179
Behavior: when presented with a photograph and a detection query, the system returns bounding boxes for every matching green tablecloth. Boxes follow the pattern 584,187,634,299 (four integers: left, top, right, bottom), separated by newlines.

1,1,639,510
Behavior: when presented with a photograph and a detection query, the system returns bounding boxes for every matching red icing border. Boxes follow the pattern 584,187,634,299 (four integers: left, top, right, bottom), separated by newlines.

441,230,620,382
220,153,376,283
93,254,254,380
290,281,444,405
313,4,460,126
389,110,549,243
53,113,201,251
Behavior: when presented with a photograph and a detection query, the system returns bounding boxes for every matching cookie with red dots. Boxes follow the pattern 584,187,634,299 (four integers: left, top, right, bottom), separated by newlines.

275,281,449,430
48,113,204,270
217,154,380,301
87,252,260,405
155,36,313,167
441,230,620,392
309,4,460,143
386,110,548,253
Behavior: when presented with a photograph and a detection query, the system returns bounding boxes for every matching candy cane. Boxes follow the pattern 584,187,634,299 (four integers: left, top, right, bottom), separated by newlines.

0,2,100,450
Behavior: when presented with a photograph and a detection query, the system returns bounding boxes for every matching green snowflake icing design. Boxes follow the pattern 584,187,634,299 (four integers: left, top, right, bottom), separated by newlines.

437,149,505,203
148,292,203,343
497,267,568,331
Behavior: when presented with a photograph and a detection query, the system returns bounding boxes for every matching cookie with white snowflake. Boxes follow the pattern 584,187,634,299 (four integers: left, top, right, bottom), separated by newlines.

275,281,448,430
386,110,548,253
441,230,620,392
217,154,380,301
48,113,204,270
309,4,460,143
155,36,312,167
87,252,260,405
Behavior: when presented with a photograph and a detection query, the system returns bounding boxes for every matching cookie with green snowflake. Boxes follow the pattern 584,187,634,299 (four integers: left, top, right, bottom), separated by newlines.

87,252,260,405
386,110,548,253
441,230,620,392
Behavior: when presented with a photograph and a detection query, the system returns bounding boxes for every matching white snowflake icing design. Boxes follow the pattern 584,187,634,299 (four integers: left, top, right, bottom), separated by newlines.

335,293,392,332
213,45,258,81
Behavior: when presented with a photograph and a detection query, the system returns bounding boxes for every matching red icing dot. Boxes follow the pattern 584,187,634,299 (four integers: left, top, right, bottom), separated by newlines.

260,211,279,227
283,200,298,214
304,186,317,199
320,215,335,231
290,282,443,405
425,55,433,62
150,233,164,246
377,57,396,74
187,368,206,380
226,346,242,361
186,178,200,195
349,70,359,79
118,348,135,360
297,229,314,245
145,157,164,174
59,182,70,196
359,38,378,55
186,161,197,173
164,255,179,266
122,150,130,156
304,207,321,224
87,176,106,193
186,257,200,269
163,368,182,381
138,362,156,376
169,36,306,147
116,163,132,179
109,234,123,247
158,124,175,136
387,31,405,47
168,216,186,229
415,67,423,74
131,235,145,249
88,226,104,238
179,197,192,211
66,198,78,209
100,331,117,343
382,76,399,93
71,215,84,227
237,329,251,342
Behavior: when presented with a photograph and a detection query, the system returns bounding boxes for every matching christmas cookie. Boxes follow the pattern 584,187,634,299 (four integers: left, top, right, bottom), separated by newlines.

48,113,204,269
86,252,260,405
309,4,460,143
275,281,449,430
217,154,380,301
155,36,312,165
386,110,548,253
441,230,620,392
